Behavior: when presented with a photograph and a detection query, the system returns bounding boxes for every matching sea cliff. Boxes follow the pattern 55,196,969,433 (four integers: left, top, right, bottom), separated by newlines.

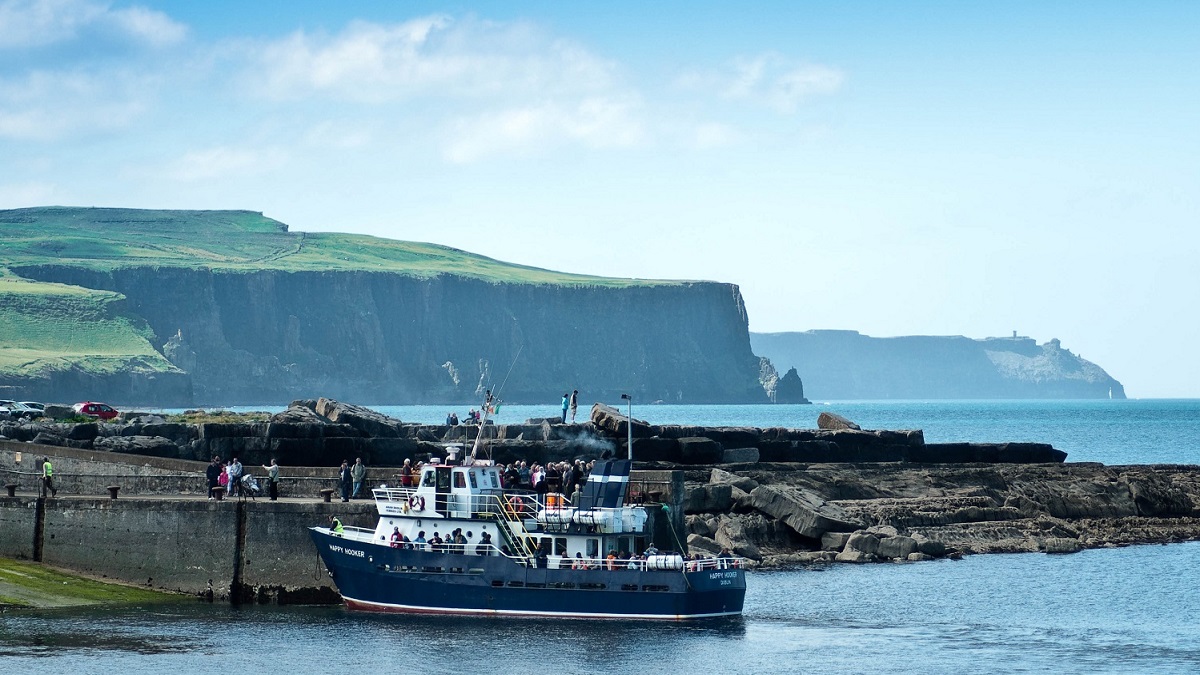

752,330,1125,399
0,207,766,405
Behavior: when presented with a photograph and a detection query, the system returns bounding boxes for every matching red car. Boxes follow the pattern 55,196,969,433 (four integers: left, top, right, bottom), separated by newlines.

73,401,119,420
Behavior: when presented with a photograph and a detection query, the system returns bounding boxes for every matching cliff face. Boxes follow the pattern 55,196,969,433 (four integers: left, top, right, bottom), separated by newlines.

751,330,1125,400
14,265,767,405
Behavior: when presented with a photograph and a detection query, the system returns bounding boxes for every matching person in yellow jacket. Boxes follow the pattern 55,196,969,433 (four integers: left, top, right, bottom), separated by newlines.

329,515,344,536
42,457,57,497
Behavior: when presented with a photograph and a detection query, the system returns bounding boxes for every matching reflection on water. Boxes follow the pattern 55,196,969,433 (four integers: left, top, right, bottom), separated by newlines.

4,543,1200,673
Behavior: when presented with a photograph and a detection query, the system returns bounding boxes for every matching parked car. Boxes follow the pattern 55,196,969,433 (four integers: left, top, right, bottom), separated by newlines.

72,401,119,420
19,401,45,412
0,400,39,420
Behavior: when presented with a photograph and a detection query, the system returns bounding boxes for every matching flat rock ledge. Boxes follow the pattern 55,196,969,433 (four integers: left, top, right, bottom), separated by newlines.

685,463,1200,568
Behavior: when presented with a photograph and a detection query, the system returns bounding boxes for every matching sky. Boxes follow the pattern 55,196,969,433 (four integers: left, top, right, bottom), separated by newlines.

1,1,1197,397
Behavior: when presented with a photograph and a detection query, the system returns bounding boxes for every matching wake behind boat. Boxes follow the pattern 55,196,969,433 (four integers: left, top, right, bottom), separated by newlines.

309,455,746,620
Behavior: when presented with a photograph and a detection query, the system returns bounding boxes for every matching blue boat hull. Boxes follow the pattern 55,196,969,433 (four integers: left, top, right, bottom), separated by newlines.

310,529,745,620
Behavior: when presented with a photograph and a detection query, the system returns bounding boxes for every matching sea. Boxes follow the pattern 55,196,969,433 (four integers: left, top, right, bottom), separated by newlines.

3,399,1199,674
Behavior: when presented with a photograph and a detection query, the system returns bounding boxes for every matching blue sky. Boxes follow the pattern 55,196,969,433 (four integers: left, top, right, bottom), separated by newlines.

1,1,1197,397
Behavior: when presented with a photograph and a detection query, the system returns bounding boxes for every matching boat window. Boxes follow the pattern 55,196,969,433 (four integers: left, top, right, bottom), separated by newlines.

555,538,567,556
468,471,478,489
454,471,466,488
586,539,599,557
422,471,436,487
489,470,499,488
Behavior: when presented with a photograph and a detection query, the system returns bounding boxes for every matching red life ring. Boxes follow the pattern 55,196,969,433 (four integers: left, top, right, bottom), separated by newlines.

409,495,426,511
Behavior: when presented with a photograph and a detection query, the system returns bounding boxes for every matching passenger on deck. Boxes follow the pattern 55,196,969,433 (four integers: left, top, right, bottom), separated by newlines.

503,464,520,488
606,550,617,571
572,552,584,570
476,532,493,556
429,531,443,553
400,459,414,487
534,541,549,569
415,530,427,550
452,528,467,554
390,527,402,548
329,515,343,536
518,461,531,488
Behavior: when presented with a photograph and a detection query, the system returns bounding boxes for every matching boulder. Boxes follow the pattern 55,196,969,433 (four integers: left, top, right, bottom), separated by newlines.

834,548,873,563
94,435,181,458
683,484,733,514
589,403,653,439
686,515,715,537
43,405,75,420
821,531,852,551
843,531,880,555
687,533,721,556
817,412,861,431
747,485,862,539
1042,537,1082,554
709,468,759,493
631,437,682,462
270,405,332,425
907,552,935,562
722,447,760,464
677,437,723,464
65,423,99,441
877,535,918,559
315,398,405,438
713,517,763,560
31,432,65,447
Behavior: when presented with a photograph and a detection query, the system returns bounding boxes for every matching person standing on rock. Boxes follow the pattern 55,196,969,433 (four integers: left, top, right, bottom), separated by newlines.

261,458,281,501
206,456,222,500
350,457,367,499
561,393,569,423
569,390,579,423
338,460,352,502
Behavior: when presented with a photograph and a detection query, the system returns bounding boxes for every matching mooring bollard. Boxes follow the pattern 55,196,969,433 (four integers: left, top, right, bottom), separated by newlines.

107,485,121,499
5,484,17,497
212,486,225,501
319,488,335,503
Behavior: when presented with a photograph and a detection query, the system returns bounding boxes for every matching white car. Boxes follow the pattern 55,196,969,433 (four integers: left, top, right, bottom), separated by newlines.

0,400,40,420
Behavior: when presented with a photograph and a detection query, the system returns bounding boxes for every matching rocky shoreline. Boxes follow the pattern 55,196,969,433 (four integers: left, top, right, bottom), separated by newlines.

4,399,1198,569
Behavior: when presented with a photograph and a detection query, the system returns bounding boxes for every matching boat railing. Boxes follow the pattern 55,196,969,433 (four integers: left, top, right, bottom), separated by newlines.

323,525,375,543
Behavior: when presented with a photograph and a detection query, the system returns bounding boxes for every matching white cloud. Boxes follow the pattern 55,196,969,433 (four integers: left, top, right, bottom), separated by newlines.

678,53,844,113
442,96,642,163
0,0,186,49
241,16,619,103
168,146,288,182
0,69,148,140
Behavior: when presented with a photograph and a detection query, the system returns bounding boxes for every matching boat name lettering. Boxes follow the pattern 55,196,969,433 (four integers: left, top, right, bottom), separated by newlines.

709,571,738,580
328,544,365,557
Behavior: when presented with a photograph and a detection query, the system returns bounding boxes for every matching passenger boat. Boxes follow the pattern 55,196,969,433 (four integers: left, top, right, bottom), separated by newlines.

309,455,747,620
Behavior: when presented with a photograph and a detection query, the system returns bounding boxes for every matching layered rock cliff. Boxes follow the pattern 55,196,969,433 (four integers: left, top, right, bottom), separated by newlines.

2,208,766,405
751,330,1125,400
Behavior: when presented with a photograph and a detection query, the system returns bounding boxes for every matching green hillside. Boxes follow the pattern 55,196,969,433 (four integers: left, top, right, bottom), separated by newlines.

0,206,668,287
0,277,179,377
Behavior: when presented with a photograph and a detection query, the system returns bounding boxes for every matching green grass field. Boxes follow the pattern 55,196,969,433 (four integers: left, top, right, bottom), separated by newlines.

0,206,674,287
0,277,178,377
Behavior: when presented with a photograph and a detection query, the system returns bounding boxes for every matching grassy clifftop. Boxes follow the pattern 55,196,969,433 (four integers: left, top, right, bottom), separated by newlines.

0,206,668,287
0,277,179,377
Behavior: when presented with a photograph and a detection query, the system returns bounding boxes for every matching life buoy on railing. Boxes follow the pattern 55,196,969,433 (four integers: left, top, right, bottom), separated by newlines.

507,495,524,513
409,495,426,512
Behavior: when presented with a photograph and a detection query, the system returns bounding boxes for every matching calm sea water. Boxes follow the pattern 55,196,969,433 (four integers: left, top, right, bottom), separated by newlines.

3,542,1199,674
31,399,1191,673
